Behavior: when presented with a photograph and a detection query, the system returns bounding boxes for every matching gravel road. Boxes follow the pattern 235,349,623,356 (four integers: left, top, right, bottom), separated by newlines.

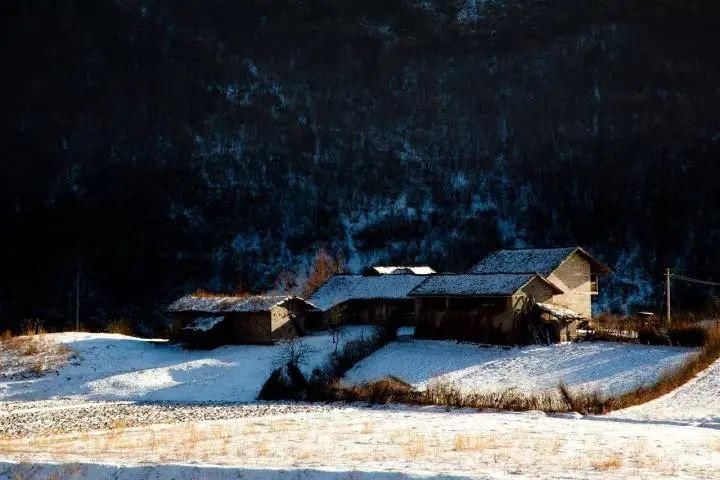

0,400,335,438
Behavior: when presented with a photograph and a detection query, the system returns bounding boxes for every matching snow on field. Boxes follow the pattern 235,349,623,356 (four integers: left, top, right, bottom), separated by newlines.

1,405,719,479
609,357,720,427
343,339,696,396
0,327,373,402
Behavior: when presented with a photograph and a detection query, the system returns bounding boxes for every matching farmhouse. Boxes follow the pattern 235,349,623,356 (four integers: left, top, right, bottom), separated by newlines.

409,273,563,344
167,294,316,346
469,246,611,319
310,246,610,344
307,274,428,328
409,246,610,343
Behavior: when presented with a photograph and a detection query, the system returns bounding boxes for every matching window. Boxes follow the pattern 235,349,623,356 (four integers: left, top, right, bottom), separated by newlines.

590,274,599,294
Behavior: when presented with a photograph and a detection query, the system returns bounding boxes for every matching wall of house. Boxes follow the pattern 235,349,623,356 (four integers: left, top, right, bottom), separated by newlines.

546,252,593,318
270,304,304,340
334,299,414,328
227,312,273,343
415,296,515,344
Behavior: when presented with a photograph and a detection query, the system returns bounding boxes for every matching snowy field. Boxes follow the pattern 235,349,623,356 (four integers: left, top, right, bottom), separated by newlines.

0,327,373,402
609,357,720,427
343,338,696,396
1,405,719,479
1,331,719,479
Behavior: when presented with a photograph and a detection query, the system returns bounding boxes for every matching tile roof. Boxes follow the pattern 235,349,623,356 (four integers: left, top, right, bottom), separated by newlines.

167,295,314,313
469,246,610,276
408,273,551,297
308,274,428,311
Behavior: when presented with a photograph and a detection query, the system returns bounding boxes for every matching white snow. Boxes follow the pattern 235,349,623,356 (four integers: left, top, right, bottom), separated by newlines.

182,316,223,332
408,273,549,296
0,327,374,402
1,405,719,479
308,275,427,311
609,357,720,427
536,302,585,319
344,339,696,396
167,294,313,313
373,266,436,275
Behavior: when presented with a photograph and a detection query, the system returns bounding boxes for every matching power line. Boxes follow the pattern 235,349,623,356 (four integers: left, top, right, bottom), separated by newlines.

670,273,720,287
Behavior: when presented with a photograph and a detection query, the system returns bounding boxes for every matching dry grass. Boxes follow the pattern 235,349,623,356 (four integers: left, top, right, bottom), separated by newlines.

105,319,134,336
255,440,272,457
402,433,426,459
570,325,720,414
359,422,374,434
328,324,720,416
591,454,623,471
20,318,46,336
453,434,495,451
710,439,720,453
1,333,74,377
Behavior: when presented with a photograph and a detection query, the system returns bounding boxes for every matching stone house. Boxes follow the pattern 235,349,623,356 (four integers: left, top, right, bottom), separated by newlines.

307,274,429,329
302,246,609,344
167,294,317,347
468,246,610,319
409,273,564,344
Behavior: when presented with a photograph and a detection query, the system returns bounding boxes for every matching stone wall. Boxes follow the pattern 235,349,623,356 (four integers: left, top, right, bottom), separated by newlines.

546,252,593,318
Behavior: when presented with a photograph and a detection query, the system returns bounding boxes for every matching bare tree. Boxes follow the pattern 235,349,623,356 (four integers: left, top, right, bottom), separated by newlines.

328,304,347,351
276,338,317,368
302,248,345,297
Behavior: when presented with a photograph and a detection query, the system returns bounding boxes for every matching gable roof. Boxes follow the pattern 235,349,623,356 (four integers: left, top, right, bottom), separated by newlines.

167,295,315,313
469,246,611,276
409,273,562,297
372,266,436,275
308,274,428,311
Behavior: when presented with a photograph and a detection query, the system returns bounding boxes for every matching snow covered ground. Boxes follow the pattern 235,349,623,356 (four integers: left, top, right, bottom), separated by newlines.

608,357,720,427
0,327,373,402
1,331,718,479
343,338,696,396
1,405,718,479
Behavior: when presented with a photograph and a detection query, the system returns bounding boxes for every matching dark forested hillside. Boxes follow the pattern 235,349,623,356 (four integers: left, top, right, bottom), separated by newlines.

3,0,720,331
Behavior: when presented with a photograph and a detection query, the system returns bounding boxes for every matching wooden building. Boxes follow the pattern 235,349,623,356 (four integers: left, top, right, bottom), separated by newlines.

167,295,316,347
409,273,564,344
307,274,428,328
303,246,610,344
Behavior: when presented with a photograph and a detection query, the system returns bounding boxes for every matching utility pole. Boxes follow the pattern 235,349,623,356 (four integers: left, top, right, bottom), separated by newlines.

665,268,671,328
75,268,81,331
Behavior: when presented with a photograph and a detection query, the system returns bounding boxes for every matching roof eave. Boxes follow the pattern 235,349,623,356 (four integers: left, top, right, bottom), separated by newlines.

573,247,613,275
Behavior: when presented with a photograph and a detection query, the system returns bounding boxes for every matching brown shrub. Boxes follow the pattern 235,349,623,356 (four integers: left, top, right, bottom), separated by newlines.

20,318,45,336
591,454,623,471
302,248,345,297
105,319,134,336
1,330,12,342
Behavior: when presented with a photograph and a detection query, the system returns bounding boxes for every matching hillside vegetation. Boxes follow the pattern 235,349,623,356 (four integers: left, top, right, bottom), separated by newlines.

3,0,720,330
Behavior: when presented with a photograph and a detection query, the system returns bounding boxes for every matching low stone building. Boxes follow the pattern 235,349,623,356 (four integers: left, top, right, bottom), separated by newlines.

167,295,316,347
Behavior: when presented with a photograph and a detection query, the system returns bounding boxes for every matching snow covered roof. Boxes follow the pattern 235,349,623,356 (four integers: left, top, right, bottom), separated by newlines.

469,246,611,276
308,274,428,311
372,266,436,275
167,295,315,313
181,316,224,332
409,273,561,297
536,302,586,320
